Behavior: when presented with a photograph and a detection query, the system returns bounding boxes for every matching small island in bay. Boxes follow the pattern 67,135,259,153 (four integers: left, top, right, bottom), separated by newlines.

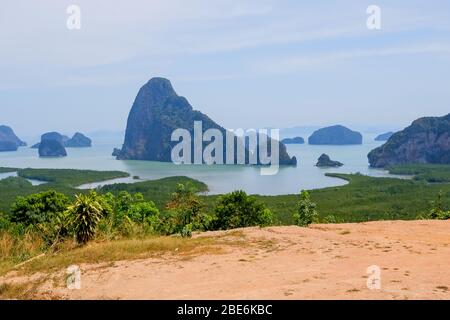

34,132,67,157
38,139,67,157
0,125,26,152
32,132,92,149
281,137,304,144
374,131,394,141
308,125,362,145
65,132,92,148
315,153,343,167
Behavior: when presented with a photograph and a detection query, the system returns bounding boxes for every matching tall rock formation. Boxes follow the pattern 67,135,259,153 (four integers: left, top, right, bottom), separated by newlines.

116,77,296,165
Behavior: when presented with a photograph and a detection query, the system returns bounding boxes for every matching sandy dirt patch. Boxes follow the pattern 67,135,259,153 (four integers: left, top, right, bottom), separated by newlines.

3,220,450,299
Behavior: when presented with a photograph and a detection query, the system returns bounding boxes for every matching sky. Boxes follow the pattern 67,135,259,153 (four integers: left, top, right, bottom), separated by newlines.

1,0,450,137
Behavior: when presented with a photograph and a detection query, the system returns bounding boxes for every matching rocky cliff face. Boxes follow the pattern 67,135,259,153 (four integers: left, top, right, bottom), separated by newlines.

31,132,67,157
368,114,450,168
32,132,64,148
117,77,296,165
308,125,362,145
0,125,26,152
38,139,67,157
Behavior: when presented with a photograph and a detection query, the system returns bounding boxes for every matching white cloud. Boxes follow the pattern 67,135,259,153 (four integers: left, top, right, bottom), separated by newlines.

255,43,450,74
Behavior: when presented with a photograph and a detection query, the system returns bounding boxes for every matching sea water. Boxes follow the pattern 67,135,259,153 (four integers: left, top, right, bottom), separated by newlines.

0,133,403,195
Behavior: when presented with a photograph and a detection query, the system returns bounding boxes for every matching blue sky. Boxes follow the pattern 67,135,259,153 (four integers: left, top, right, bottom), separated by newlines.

1,0,450,136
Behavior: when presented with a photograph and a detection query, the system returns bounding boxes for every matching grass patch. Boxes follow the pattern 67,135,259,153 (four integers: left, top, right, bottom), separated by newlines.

0,282,34,299
14,236,219,275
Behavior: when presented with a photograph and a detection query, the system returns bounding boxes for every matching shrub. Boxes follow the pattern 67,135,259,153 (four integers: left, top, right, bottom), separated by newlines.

428,191,450,220
98,191,160,237
164,183,211,237
128,201,160,223
213,190,273,230
0,212,11,230
67,191,110,244
293,190,318,227
10,190,70,225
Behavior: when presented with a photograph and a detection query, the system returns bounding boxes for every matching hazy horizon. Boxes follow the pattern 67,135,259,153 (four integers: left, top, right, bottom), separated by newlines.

2,1,450,136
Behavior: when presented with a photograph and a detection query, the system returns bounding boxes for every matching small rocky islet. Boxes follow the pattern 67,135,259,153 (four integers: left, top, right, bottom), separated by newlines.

32,131,92,157
32,132,91,149
315,153,343,167
374,131,394,141
281,137,305,144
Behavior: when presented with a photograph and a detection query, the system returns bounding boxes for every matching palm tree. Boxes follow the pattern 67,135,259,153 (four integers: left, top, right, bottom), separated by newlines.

67,191,106,244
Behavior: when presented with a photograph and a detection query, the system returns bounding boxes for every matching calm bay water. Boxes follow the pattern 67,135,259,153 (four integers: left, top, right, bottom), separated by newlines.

0,134,402,195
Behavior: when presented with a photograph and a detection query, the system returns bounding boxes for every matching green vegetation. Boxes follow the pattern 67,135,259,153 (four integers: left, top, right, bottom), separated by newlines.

100,176,207,208
251,173,450,224
0,167,18,173
427,191,450,220
387,164,450,182
17,168,130,186
67,192,109,244
164,183,211,237
10,190,70,225
1,165,450,279
293,190,318,227
212,190,273,230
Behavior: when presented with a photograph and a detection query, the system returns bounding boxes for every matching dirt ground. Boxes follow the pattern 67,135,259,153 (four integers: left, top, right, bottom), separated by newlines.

4,220,450,300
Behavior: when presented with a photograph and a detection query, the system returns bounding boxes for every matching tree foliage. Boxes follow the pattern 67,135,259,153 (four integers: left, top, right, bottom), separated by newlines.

428,191,450,220
293,190,318,227
10,190,70,225
164,183,211,237
213,190,273,230
67,191,110,244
